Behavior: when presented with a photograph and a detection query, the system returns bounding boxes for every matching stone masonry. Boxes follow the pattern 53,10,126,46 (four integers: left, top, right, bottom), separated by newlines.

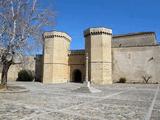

41,27,160,85
3,27,160,85
84,28,112,84
43,31,71,84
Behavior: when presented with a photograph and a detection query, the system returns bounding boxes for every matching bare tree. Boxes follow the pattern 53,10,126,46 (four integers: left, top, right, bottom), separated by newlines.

0,0,54,88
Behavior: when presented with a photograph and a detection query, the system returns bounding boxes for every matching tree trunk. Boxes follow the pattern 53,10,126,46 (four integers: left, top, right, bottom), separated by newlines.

1,62,12,88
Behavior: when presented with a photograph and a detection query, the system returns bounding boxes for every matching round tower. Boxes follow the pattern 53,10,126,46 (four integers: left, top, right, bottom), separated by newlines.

43,31,71,84
84,27,112,84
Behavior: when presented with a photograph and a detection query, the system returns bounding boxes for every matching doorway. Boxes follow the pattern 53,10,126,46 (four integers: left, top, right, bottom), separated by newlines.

72,69,82,83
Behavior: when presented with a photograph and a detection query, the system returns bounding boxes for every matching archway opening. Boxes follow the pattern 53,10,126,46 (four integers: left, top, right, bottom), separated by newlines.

72,69,82,83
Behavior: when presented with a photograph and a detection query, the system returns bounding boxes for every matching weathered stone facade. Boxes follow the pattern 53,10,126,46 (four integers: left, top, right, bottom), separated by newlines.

41,27,160,84
84,28,112,84
43,31,71,84
2,27,160,85
112,45,160,83
0,56,35,81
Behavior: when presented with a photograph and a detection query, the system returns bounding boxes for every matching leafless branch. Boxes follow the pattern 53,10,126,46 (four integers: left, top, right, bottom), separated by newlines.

0,0,55,86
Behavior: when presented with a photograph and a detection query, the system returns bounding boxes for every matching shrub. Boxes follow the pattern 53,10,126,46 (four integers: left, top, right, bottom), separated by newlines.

142,75,152,84
117,77,126,83
17,69,34,81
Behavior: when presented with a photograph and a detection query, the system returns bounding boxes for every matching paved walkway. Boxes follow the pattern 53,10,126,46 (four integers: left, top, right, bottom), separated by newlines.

0,81,159,120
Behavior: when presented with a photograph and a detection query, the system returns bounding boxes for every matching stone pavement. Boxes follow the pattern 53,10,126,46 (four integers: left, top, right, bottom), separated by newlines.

0,81,159,120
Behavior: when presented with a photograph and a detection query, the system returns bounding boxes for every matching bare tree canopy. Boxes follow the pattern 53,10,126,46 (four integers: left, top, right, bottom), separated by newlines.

0,0,54,87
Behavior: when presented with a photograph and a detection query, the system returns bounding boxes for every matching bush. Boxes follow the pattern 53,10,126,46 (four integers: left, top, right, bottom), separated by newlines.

117,77,126,83
142,75,152,84
17,69,34,81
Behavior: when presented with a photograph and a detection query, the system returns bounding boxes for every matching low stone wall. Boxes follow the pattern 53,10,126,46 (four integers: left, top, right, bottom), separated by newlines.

0,56,35,81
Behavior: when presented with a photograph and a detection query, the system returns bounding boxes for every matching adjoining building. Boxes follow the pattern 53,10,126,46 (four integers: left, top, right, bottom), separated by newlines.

4,27,160,84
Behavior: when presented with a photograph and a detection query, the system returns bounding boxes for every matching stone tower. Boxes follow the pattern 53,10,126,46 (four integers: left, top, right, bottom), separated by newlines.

43,31,71,84
84,27,112,84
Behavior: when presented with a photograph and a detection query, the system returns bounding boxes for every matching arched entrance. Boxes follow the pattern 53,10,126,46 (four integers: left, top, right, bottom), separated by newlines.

72,69,82,83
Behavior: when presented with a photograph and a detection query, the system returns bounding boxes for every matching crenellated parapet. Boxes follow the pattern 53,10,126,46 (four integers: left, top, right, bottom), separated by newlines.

44,31,71,42
84,27,112,37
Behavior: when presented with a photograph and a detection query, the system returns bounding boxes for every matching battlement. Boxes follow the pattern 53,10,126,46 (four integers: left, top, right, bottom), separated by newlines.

84,27,112,37
44,31,71,42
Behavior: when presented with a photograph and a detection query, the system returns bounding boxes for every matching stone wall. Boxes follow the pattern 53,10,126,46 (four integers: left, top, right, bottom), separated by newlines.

112,32,157,47
1,56,35,81
7,64,21,81
68,50,85,82
2,29,159,85
112,45,160,83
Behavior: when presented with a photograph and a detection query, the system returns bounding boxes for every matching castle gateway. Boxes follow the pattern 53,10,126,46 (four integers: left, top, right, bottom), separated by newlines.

41,27,160,85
